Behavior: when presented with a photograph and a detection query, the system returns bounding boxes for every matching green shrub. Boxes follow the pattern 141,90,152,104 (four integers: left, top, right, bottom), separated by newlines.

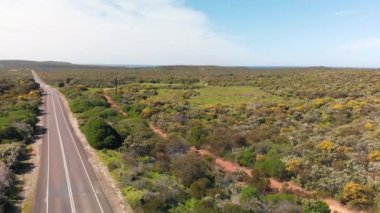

81,118,122,149
82,107,107,119
100,108,118,119
70,93,108,113
171,153,210,187
187,124,207,147
0,110,38,128
56,81,64,87
169,199,197,213
14,101,40,114
194,197,219,213
254,148,287,179
222,203,248,213
189,178,212,199
118,117,149,136
141,194,167,212
262,193,296,203
107,160,121,171
128,103,146,117
235,146,255,167
247,168,270,192
240,186,260,200
0,122,34,143
70,99,89,113
302,200,330,213
122,186,144,208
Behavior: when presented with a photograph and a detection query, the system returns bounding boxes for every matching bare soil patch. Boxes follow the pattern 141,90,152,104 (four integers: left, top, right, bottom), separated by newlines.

149,123,168,138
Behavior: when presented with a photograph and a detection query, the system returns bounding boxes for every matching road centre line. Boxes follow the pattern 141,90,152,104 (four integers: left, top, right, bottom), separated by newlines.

51,89,76,213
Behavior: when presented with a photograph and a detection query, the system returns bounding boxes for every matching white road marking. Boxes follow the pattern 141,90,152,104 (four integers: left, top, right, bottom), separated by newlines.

51,89,76,213
54,90,105,213
46,90,50,213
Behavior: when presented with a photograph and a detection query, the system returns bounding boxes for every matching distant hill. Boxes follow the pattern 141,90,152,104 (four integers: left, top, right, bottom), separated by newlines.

0,60,235,71
0,60,154,70
0,60,73,69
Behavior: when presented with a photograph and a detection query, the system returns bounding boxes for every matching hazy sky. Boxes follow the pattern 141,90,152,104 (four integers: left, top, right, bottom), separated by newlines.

0,0,379,67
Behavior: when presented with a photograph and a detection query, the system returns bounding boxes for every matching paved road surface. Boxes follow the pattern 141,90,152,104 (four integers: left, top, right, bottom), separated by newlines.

32,71,113,213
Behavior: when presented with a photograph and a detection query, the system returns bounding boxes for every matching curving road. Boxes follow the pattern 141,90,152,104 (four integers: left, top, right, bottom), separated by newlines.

32,71,113,213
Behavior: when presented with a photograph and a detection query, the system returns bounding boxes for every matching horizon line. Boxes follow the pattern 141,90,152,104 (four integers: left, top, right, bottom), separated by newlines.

0,59,379,69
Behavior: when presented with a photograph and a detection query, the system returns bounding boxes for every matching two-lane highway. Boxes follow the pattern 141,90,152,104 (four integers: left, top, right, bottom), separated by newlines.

32,71,113,213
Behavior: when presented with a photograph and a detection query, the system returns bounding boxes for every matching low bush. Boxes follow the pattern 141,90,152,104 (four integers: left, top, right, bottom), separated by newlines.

302,200,330,213
81,118,122,149
171,153,211,187
254,148,287,179
343,182,374,209
0,162,12,212
0,143,26,168
70,93,108,113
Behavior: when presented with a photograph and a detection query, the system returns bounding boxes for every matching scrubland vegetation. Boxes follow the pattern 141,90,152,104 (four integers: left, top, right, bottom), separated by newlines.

0,70,41,211
37,66,380,212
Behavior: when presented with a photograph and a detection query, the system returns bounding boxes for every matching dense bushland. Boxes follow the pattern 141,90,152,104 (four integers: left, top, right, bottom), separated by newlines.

37,66,380,212
0,70,41,211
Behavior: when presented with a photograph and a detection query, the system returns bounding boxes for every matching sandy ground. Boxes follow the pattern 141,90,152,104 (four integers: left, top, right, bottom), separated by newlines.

189,147,252,175
57,90,133,213
149,123,168,138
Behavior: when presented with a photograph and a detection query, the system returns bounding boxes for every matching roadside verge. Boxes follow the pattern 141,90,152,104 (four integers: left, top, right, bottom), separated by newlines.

21,92,46,213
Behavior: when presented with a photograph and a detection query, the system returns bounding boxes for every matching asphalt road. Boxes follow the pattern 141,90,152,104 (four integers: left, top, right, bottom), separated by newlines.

32,71,113,213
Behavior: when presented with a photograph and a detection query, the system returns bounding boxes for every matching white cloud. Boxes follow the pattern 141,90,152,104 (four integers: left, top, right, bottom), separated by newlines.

331,10,359,17
0,0,253,65
338,38,380,50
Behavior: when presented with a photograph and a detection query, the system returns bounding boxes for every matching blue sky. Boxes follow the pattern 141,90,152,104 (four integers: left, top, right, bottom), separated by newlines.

184,0,380,67
0,0,379,67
